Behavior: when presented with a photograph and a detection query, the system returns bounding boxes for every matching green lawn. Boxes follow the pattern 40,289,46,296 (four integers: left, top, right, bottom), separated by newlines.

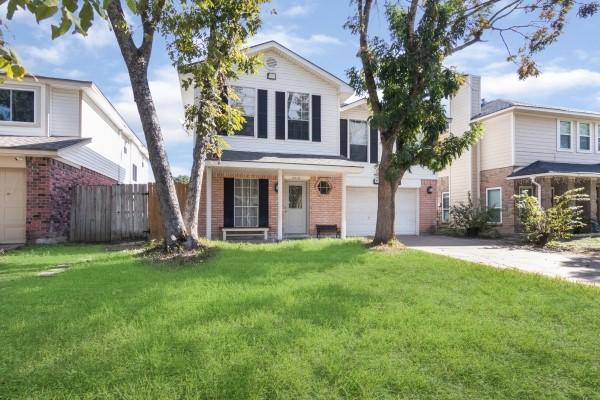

1,240,599,399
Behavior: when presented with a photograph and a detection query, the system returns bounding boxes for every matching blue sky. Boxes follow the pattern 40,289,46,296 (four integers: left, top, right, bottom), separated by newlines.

4,1,600,175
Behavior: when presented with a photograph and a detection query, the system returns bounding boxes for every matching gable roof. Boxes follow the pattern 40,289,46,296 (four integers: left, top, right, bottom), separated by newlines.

0,136,90,152
247,41,354,96
473,99,600,121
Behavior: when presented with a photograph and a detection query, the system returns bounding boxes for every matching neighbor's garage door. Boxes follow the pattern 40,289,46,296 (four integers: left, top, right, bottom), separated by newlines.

346,187,417,236
0,168,26,244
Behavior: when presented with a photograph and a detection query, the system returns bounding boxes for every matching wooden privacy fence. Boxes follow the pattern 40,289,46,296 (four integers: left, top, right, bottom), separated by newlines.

70,184,149,242
148,183,188,240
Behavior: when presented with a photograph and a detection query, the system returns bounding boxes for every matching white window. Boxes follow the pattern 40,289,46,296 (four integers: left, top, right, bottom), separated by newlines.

441,192,450,223
578,122,591,152
230,86,256,137
486,187,502,224
558,120,572,150
349,120,368,162
0,88,35,123
287,92,309,140
234,179,259,228
132,164,138,182
597,125,600,152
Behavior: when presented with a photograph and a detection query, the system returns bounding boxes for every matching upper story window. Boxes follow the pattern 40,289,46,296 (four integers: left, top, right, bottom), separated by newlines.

230,86,255,136
558,120,572,150
578,122,591,152
0,88,35,123
132,164,138,182
349,120,368,162
287,92,309,140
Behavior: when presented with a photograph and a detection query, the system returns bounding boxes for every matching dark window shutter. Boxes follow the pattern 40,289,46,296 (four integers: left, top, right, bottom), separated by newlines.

223,178,234,227
340,119,348,157
275,91,285,140
311,95,321,142
370,126,378,163
257,89,268,138
258,179,269,227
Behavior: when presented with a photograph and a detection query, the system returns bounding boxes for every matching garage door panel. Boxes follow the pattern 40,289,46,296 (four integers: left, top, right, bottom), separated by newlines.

346,187,417,236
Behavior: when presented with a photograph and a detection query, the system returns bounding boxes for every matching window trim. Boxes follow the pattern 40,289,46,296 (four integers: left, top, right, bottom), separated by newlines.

233,178,259,228
486,187,503,224
229,86,257,138
0,85,39,126
285,91,312,141
441,192,450,223
577,121,593,153
348,119,369,163
556,119,573,152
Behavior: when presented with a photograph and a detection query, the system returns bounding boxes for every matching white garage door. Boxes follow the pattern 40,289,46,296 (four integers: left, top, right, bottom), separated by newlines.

0,168,26,244
346,187,417,236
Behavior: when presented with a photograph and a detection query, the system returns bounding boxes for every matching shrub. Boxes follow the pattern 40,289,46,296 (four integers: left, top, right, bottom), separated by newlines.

449,195,496,237
515,188,589,246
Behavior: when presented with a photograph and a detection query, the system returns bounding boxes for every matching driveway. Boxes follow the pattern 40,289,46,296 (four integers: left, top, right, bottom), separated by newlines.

401,235,600,285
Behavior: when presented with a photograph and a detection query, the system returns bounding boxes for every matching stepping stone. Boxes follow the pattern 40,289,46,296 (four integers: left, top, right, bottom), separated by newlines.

37,267,68,277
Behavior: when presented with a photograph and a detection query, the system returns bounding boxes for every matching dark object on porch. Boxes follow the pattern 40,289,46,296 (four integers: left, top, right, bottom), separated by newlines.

316,224,340,238
508,161,600,178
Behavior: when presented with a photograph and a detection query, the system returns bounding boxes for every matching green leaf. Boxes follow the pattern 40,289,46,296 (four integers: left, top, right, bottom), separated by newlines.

126,0,138,14
34,0,59,22
63,0,77,13
51,12,72,39
79,2,94,33
7,0,18,19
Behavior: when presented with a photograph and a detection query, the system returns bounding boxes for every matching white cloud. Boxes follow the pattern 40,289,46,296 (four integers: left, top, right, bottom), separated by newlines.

112,65,191,144
74,21,114,49
483,69,600,100
282,4,310,17
20,41,69,66
250,25,341,54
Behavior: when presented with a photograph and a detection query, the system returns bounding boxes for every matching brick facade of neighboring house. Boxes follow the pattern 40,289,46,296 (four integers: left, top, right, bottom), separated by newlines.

419,179,438,234
26,157,116,243
479,166,516,234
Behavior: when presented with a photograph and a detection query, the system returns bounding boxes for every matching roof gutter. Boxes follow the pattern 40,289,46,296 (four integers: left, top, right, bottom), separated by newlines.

507,172,600,180
206,160,364,174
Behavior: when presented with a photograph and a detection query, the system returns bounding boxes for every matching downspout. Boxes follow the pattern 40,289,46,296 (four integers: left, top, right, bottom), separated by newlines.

530,176,542,206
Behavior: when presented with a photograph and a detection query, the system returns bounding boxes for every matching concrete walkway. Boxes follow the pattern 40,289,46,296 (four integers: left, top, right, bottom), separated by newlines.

400,235,600,285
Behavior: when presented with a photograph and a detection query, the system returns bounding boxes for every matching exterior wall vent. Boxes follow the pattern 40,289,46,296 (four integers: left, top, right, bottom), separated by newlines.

265,57,278,71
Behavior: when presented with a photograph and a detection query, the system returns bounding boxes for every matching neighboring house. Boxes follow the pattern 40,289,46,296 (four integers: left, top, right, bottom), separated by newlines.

0,75,149,244
438,77,600,233
179,41,438,240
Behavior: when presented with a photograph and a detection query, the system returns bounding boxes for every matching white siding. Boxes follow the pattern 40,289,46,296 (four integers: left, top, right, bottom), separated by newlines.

340,102,435,188
181,49,341,156
59,93,149,183
50,88,80,136
480,112,513,170
514,113,600,166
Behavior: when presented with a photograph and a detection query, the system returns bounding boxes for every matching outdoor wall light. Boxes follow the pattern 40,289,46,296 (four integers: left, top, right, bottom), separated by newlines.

274,183,279,193
427,186,434,194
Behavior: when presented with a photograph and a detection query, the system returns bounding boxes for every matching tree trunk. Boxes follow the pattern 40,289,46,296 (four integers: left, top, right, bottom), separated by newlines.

373,134,405,245
107,1,188,250
183,135,208,248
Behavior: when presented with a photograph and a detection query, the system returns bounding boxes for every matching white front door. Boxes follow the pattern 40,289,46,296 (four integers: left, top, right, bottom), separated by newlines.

284,181,307,235
0,168,26,244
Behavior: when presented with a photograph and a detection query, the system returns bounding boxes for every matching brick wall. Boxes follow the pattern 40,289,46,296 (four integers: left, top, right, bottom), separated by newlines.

209,170,279,240
479,166,516,234
308,176,342,236
419,179,437,234
26,157,116,243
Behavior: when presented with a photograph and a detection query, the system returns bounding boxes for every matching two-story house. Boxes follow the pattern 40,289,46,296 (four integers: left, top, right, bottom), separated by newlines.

179,41,438,240
0,75,150,244
438,75,600,233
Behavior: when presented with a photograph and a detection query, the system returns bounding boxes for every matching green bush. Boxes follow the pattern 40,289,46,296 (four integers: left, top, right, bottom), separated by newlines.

515,188,589,246
449,195,496,237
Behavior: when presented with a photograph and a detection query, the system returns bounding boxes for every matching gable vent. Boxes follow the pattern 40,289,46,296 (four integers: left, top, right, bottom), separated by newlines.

265,57,278,70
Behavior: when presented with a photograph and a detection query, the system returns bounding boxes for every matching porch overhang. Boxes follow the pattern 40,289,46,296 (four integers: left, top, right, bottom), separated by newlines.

206,150,364,174
507,161,600,180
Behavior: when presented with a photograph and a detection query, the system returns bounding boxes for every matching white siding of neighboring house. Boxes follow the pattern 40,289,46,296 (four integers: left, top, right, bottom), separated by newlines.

181,48,344,156
0,81,48,137
50,88,80,136
480,112,513,171
340,102,435,188
59,93,149,183
515,112,600,166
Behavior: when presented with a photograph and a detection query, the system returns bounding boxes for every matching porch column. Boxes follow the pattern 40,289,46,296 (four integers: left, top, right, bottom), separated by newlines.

591,178,598,220
277,169,283,241
205,167,212,240
341,173,347,238
541,177,553,209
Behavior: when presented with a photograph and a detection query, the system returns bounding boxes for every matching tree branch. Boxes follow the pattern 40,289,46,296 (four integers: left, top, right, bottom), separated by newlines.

106,0,140,66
